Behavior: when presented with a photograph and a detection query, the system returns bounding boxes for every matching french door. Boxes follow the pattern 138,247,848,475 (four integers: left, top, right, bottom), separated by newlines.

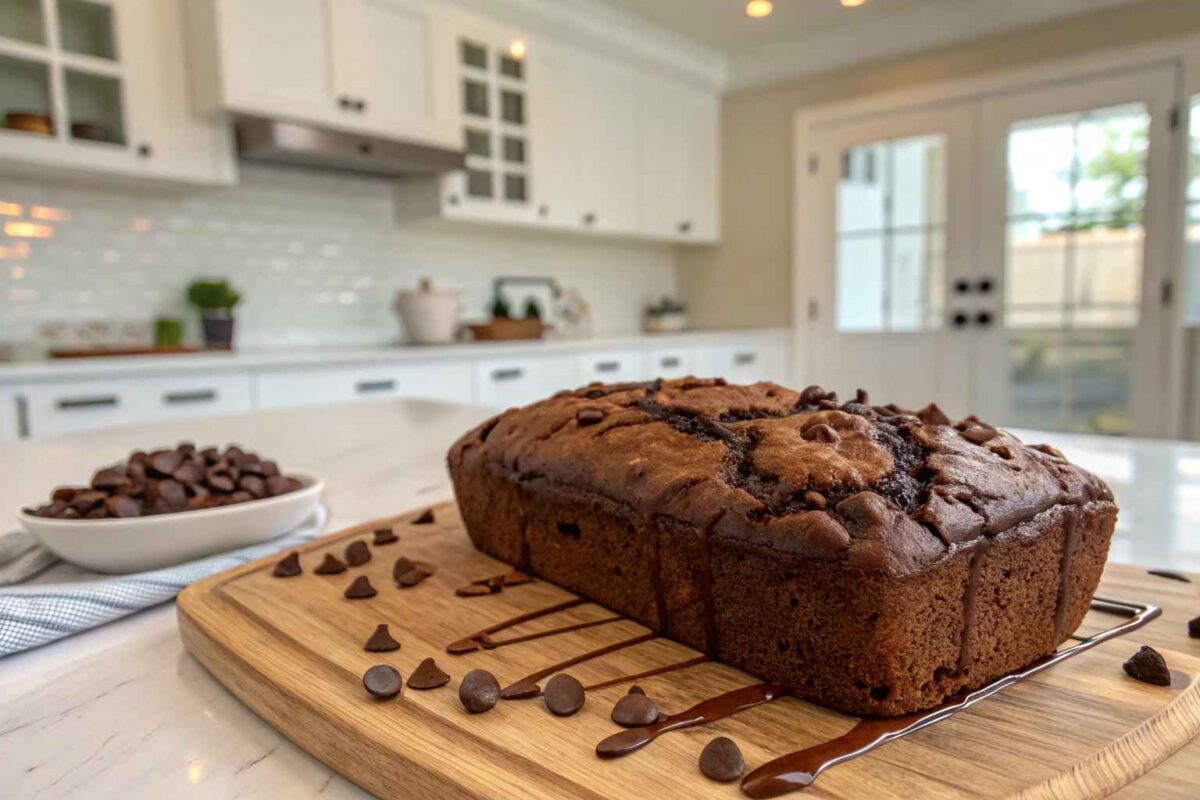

801,64,1178,435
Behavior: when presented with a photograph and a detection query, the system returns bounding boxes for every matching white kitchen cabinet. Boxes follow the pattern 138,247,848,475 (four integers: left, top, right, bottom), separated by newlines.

0,0,234,184
186,0,457,149
695,340,789,386
642,348,695,380
576,349,641,385
473,354,578,409
0,388,17,443
635,70,720,243
17,373,253,438
254,362,472,410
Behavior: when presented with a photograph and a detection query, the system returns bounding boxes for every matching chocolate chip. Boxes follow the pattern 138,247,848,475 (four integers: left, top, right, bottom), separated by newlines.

344,575,377,599
412,508,435,525
91,468,130,492
345,540,371,567
239,474,267,499
265,475,294,496
501,571,534,587
801,423,839,443
149,450,182,477
364,624,400,652
408,657,451,690
803,490,826,509
961,426,998,445
543,673,585,717
314,554,347,574
70,490,107,512
397,568,426,587
577,407,605,426
1031,443,1066,460
393,557,417,581
157,479,189,510
628,685,645,695
456,583,494,597
611,693,658,727
1189,616,1199,639
172,461,205,485
854,388,869,405
105,495,141,518
273,551,301,577
459,669,500,713
200,447,221,464
798,385,833,406
207,469,236,493
699,736,745,782
1123,645,1171,686
840,402,871,416
373,527,399,545
363,665,403,699
51,486,78,503
916,403,951,426
1147,569,1192,583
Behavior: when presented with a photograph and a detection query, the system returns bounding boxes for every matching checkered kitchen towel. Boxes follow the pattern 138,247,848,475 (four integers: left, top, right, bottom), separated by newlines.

0,504,327,657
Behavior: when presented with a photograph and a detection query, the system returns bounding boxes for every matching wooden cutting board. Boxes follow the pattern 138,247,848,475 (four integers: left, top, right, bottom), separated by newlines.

177,502,1200,799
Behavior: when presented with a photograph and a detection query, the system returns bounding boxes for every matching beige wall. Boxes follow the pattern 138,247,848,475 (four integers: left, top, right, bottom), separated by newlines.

677,0,1200,330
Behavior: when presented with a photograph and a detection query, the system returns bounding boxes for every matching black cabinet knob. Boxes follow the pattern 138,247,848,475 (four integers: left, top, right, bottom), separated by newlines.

338,96,353,109
950,311,969,328
538,204,549,217
678,220,692,234
355,99,367,112
953,278,970,294
357,142,373,156
977,277,994,294
582,212,596,225
137,143,152,158
448,194,460,206
976,311,994,327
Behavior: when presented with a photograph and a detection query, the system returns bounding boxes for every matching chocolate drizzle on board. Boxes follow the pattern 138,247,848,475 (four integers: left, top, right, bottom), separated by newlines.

740,596,1160,798
500,632,658,700
595,682,786,759
445,597,587,654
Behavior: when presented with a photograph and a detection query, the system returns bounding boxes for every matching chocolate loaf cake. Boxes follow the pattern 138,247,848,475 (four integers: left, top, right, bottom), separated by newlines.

447,378,1115,716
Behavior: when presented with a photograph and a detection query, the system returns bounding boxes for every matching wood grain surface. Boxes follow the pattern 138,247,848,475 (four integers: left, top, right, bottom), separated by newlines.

177,502,1200,799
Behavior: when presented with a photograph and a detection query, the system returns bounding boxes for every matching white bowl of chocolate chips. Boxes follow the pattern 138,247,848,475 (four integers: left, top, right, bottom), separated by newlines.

19,443,324,574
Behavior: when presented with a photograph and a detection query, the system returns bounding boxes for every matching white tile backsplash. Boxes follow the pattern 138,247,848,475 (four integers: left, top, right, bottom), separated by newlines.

0,164,676,349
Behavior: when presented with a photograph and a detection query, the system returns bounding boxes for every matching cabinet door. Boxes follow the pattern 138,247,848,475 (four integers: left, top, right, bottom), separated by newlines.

574,50,638,234
215,0,335,123
577,350,642,384
329,0,456,147
473,355,579,408
636,71,719,242
121,0,235,183
528,40,580,228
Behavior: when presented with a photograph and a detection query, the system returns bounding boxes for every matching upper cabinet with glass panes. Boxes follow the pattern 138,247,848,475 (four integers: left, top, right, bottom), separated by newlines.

0,0,233,183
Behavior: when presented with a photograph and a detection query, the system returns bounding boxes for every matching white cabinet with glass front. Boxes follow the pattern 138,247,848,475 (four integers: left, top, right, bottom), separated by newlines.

184,0,458,150
0,0,233,183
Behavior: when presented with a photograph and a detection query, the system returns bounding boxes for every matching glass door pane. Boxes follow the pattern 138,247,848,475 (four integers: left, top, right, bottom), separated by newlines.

1001,102,1149,434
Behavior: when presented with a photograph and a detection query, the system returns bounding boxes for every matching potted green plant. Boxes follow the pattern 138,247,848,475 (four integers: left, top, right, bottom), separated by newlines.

187,279,241,350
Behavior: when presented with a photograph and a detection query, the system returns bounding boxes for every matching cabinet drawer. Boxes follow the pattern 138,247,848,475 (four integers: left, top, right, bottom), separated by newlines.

576,350,642,385
19,373,254,438
474,355,578,409
642,348,694,380
255,362,472,410
695,341,788,385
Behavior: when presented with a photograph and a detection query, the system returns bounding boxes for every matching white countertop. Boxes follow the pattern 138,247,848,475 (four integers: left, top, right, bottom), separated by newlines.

0,328,791,383
1,400,1197,798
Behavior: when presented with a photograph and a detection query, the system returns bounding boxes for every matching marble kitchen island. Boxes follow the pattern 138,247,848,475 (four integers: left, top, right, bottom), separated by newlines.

1,399,1198,799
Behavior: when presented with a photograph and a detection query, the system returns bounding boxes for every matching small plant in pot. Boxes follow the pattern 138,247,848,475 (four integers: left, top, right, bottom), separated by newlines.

644,296,688,333
187,279,241,350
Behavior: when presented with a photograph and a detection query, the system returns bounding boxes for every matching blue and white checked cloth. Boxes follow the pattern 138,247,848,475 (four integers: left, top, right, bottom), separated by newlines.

0,504,327,657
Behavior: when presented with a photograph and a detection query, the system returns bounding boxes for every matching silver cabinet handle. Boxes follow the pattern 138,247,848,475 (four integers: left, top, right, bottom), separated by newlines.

491,368,524,381
734,352,756,366
660,356,681,368
355,379,397,394
57,396,118,410
163,390,217,405
595,361,620,373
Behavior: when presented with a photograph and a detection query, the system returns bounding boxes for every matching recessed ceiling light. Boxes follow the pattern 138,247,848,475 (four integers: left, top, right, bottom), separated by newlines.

746,0,773,18
508,39,526,60
841,0,867,7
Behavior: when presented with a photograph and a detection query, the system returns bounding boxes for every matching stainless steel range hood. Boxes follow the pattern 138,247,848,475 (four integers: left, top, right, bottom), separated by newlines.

234,116,465,177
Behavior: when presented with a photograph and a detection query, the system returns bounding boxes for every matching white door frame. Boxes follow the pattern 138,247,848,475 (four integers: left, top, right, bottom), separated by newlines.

793,31,1199,437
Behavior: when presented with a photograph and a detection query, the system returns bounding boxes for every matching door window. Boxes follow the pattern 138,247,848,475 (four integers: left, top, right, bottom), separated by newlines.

835,134,947,331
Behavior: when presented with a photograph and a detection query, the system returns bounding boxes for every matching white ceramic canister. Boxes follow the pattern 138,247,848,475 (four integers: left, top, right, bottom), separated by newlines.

394,279,462,345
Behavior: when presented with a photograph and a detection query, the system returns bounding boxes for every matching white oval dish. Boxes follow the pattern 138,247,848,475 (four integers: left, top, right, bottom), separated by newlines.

18,471,325,574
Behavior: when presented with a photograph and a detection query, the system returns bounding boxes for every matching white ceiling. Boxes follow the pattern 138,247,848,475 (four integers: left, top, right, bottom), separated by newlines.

592,0,926,52
589,0,1141,90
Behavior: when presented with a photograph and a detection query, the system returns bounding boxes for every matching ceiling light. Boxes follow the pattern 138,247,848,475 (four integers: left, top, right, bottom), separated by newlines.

508,39,526,60
746,1,773,18
841,0,867,7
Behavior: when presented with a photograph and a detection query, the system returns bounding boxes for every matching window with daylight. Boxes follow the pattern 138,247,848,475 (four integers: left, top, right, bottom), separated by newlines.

835,134,947,332
1004,103,1149,330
